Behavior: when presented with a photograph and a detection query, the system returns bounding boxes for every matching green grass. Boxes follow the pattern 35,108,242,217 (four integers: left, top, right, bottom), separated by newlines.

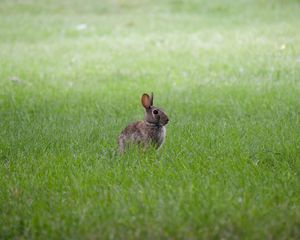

1,0,300,239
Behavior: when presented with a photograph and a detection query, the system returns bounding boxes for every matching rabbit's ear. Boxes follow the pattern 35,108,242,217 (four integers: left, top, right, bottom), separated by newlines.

150,92,154,106
141,93,151,109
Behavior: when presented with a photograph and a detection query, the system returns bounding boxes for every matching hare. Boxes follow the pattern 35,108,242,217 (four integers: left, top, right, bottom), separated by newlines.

118,93,169,153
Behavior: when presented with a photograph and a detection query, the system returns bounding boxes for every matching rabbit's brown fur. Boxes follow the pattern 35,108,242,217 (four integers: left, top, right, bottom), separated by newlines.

118,93,169,153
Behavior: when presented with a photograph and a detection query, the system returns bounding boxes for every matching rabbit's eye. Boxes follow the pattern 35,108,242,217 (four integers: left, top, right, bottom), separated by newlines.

153,110,158,115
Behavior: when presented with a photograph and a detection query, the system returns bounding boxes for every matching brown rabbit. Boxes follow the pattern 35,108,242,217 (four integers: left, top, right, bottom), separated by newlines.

118,93,169,153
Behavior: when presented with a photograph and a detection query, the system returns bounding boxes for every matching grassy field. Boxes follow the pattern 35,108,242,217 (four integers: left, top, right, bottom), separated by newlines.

1,0,300,239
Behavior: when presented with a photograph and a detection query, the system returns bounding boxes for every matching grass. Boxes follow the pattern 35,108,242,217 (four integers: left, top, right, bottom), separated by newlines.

0,0,300,239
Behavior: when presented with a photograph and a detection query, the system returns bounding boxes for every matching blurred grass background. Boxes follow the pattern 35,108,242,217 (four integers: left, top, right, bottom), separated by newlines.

0,0,300,239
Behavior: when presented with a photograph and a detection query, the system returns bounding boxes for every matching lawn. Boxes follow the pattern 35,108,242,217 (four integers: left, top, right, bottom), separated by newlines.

0,0,300,239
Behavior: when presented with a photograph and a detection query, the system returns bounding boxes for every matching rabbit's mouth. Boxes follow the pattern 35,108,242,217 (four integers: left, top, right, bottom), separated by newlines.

145,120,168,127
160,118,169,126
165,118,169,124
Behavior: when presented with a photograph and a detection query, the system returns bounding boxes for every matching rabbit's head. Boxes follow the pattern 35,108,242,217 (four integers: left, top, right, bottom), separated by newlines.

141,93,169,126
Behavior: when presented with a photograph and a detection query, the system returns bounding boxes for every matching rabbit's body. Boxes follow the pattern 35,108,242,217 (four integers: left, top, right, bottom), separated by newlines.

118,121,166,151
118,93,169,153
